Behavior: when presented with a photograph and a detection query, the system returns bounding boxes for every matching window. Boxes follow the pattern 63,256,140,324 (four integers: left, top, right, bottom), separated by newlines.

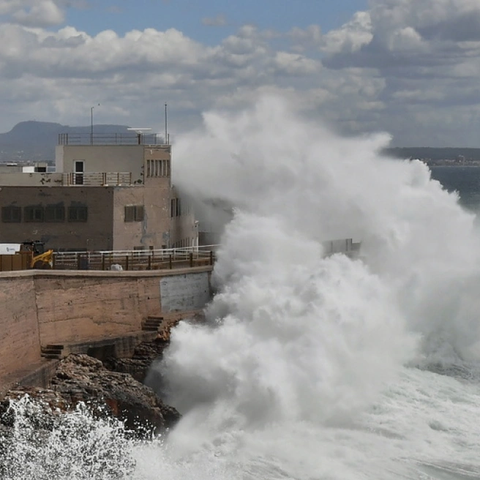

124,205,144,222
146,159,170,177
2,206,21,223
68,205,88,222
45,205,65,222
170,198,181,217
24,205,44,222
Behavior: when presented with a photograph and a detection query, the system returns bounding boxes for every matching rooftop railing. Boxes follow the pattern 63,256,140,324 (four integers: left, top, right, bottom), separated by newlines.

52,246,217,271
58,133,168,146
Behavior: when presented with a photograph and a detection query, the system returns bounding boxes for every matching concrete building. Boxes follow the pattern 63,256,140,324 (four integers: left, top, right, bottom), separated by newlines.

0,132,197,251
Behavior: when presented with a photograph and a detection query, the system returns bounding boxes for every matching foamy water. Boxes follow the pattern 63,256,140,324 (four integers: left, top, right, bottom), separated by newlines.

3,97,480,479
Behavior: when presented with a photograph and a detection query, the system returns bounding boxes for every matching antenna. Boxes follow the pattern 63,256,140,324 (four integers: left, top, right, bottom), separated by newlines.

127,127,152,145
165,103,168,145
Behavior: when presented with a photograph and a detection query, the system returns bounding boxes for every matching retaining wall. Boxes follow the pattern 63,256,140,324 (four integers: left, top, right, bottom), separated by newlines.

0,266,212,392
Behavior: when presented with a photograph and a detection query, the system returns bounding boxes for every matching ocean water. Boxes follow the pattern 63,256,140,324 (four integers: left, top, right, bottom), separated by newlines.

430,166,480,215
3,97,480,479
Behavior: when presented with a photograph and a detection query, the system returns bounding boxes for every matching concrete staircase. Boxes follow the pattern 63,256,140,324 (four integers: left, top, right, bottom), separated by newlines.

41,344,64,360
142,316,164,332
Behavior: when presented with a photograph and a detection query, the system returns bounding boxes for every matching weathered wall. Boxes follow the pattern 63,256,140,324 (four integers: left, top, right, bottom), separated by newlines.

0,172,63,186
160,272,211,312
0,275,42,383
35,273,163,345
0,267,212,389
0,186,115,251
58,145,145,182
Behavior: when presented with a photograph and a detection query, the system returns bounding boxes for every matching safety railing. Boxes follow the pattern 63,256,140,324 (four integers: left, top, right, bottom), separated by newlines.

58,133,166,146
52,246,217,271
62,172,133,186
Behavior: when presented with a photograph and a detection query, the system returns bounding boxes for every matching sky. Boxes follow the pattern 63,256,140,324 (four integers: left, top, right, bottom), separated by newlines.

0,0,480,146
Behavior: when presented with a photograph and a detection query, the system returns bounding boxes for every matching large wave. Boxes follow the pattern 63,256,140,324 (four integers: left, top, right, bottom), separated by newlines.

159,96,480,452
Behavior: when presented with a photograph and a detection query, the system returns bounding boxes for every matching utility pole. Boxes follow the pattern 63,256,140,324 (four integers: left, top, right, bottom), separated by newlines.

164,103,168,145
90,103,100,145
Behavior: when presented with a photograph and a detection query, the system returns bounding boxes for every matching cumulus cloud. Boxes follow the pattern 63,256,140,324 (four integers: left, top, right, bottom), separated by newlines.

0,0,479,147
0,0,65,27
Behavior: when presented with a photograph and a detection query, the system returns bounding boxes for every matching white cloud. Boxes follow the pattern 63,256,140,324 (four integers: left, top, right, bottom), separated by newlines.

0,0,479,146
322,11,373,55
0,0,65,27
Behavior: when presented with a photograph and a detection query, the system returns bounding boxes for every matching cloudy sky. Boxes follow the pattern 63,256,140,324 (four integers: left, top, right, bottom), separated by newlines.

1,0,479,146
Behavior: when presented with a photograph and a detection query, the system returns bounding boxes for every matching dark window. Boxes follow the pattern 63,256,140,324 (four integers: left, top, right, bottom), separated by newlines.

125,205,144,222
170,198,181,217
24,205,44,222
135,205,144,221
2,206,21,223
68,206,88,222
45,205,65,222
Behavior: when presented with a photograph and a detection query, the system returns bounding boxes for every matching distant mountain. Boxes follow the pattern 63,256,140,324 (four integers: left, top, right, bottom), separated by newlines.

0,121,133,163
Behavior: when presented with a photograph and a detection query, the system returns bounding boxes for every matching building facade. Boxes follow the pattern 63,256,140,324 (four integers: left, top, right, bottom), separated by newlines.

0,133,197,251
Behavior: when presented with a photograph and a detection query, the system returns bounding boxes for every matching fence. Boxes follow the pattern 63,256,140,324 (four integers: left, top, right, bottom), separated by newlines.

58,133,165,146
62,172,132,186
52,246,217,271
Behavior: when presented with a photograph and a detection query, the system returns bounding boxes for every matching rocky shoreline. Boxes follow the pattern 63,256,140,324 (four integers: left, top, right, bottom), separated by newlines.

0,315,195,439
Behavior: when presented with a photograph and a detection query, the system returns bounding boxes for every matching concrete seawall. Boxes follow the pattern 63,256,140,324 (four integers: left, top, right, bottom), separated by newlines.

0,266,212,393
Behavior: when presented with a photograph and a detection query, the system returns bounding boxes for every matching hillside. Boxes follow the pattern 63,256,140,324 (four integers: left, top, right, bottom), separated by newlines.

0,121,133,163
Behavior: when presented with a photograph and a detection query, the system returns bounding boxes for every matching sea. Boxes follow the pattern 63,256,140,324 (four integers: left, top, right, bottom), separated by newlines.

3,98,480,479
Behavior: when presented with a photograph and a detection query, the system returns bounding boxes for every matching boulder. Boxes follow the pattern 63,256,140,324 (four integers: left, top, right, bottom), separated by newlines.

0,354,180,437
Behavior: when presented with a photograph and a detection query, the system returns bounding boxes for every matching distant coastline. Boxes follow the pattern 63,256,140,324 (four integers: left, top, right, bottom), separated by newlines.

384,147,480,167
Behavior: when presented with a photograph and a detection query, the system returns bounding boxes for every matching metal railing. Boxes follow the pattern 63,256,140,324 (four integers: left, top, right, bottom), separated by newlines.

58,133,167,146
52,246,217,271
62,172,133,186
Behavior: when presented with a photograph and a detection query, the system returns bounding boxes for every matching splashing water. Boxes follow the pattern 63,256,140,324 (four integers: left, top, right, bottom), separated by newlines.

159,97,480,478
0,396,136,479
5,97,480,478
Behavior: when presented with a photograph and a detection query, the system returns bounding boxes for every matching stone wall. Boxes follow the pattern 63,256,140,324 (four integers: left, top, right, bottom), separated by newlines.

0,274,42,383
0,266,212,390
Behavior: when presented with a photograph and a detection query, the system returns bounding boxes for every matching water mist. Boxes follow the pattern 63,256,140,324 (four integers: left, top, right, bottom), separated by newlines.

153,96,480,478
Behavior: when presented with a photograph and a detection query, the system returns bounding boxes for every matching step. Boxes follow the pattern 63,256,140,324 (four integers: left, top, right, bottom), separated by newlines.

41,344,64,359
41,353,62,359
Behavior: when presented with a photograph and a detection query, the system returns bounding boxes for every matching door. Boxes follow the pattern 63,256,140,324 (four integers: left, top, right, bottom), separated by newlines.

74,160,84,185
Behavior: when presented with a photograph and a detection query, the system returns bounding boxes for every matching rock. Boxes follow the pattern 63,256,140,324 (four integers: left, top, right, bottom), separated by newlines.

51,354,180,434
104,338,168,382
0,354,180,437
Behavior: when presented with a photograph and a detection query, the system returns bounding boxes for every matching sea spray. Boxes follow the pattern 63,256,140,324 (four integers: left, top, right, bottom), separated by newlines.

152,96,480,477
0,396,136,479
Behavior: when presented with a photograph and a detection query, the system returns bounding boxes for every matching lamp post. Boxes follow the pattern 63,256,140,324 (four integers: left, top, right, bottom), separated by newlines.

90,103,100,144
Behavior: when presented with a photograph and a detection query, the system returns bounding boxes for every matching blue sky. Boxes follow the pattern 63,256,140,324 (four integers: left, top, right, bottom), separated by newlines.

67,1,368,43
1,0,480,146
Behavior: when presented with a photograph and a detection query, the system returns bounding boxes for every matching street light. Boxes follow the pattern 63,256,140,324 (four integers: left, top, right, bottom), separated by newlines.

90,103,100,144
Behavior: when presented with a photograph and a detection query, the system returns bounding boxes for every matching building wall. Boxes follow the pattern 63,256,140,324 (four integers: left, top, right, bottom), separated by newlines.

112,186,146,250
57,145,145,182
170,188,198,248
0,144,198,251
0,172,63,186
0,186,115,251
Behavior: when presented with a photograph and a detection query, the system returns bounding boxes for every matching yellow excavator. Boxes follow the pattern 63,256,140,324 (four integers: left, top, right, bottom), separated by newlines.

21,241,53,269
